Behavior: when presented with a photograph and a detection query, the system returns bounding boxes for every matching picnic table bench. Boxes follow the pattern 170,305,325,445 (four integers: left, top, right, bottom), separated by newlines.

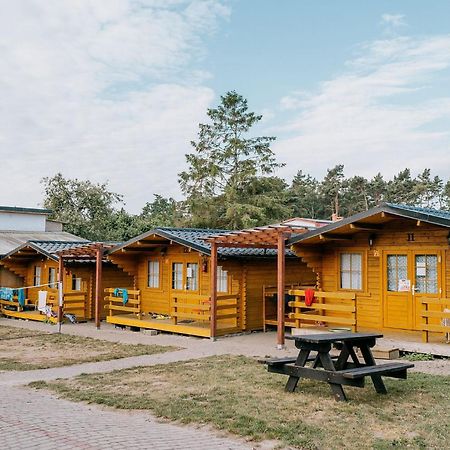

263,332,414,401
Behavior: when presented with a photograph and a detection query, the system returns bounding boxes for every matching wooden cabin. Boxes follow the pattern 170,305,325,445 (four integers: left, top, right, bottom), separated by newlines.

105,227,317,338
287,203,450,342
0,240,133,323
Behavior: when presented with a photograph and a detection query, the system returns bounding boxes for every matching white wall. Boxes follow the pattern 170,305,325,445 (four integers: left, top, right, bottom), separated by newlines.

0,211,47,231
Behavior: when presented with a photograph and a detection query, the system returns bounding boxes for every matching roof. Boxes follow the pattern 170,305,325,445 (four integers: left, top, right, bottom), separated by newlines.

287,203,450,246
204,219,329,248
109,227,296,258
0,231,87,257
0,206,52,215
1,240,90,262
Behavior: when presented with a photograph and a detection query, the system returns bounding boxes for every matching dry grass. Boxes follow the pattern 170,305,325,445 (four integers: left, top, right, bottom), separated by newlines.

30,355,450,449
0,325,178,370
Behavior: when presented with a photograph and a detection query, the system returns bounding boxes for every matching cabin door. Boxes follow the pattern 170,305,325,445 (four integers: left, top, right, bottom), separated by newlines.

412,251,441,330
383,250,442,331
383,252,413,330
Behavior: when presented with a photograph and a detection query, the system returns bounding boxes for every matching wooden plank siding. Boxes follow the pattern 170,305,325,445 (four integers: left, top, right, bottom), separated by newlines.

109,245,316,332
292,219,449,336
244,259,316,330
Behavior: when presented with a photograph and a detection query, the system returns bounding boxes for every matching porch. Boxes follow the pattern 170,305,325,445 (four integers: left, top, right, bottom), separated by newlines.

104,288,241,338
1,290,88,323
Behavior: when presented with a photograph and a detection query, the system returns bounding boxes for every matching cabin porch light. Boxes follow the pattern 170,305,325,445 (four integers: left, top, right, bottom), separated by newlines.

368,233,376,248
447,232,450,246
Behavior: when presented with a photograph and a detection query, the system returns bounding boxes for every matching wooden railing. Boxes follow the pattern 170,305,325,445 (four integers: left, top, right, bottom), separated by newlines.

216,294,239,330
104,288,141,319
421,297,450,342
63,292,87,319
262,284,316,331
171,293,240,331
287,290,357,331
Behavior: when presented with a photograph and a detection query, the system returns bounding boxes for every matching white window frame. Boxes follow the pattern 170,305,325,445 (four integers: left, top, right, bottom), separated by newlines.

33,266,41,286
217,266,229,293
172,262,183,290
186,263,199,291
71,274,82,291
48,267,57,289
339,252,363,290
147,259,160,289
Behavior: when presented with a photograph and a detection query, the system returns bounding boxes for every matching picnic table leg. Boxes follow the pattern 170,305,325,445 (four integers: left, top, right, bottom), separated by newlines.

285,349,310,392
318,352,347,401
359,344,387,394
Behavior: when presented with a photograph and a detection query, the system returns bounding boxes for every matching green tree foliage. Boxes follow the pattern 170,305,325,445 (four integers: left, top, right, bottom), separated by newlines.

319,164,346,217
41,175,182,241
41,173,123,241
179,91,283,229
288,171,323,218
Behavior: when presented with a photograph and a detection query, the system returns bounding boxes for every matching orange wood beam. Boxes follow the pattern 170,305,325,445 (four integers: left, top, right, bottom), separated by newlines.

210,241,218,340
277,232,287,348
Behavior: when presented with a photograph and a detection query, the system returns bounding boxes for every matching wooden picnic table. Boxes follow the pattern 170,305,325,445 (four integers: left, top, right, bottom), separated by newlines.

265,332,414,401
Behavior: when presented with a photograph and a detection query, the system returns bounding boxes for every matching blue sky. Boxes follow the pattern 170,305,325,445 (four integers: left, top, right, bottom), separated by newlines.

206,1,450,103
0,0,449,212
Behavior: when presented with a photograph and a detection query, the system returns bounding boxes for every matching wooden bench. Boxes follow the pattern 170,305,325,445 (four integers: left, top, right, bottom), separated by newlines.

266,333,414,401
262,354,339,367
341,362,414,380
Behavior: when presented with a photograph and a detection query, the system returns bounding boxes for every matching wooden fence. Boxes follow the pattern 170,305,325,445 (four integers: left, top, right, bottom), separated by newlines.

104,288,141,319
63,292,88,319
421,297,450,342
171,293,240,332
287,290,357,331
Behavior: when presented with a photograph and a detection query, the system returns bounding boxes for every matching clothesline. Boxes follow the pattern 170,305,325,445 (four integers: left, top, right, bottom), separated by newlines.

7,282,58,290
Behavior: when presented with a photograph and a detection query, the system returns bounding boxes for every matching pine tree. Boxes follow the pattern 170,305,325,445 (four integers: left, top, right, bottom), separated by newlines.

179,91,283,229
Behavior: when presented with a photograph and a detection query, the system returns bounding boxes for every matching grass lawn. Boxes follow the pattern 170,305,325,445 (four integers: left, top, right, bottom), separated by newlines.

30,355,450,449
0,325,178,370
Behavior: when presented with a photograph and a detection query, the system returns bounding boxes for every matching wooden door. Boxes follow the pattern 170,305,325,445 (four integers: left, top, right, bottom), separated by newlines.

383,251,413,330
412,251,442,330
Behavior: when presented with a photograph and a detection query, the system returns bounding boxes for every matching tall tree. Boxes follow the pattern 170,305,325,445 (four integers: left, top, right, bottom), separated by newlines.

320,164,345,218
179,91,283,229
343,175,369,215
41,173,123,241
288,170,323,218
367,173,387,207
386,169,417,205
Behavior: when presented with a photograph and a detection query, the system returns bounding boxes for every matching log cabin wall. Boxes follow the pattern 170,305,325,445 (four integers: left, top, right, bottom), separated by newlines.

0,267,23,288
243,259,316,331
100,265,134,319
293,219,449,332
109,245,316,332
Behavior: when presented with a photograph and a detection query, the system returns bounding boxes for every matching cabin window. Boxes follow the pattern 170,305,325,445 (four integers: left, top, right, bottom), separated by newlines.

172,263,183,290
340,253,362,290
387,254,408,291
71,274,82,291
186,263,199,291
217,266,228,293
147,260,160,288
48,267,57,288
415,255,438,294
33,266,41,286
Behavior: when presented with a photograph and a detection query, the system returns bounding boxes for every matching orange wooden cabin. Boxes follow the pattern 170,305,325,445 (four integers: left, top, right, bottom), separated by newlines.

286,203,450,344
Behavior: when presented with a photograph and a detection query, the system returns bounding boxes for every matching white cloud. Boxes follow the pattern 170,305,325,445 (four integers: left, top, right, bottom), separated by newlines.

381,14,406,28
0,0,229,212
273,34,450,183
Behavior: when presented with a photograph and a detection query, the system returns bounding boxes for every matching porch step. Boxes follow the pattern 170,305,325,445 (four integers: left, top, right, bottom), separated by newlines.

357,346,400,360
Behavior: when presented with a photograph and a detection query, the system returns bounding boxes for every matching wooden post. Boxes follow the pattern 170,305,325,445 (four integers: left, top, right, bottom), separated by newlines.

57,256,64,333
95,246,103,330
210,241,218,340
277,232,286,349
